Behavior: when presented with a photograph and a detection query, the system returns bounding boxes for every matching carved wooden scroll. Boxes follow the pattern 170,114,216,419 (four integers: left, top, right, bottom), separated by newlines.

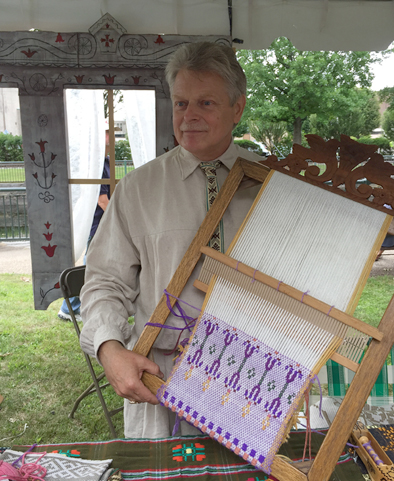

261,134,394,215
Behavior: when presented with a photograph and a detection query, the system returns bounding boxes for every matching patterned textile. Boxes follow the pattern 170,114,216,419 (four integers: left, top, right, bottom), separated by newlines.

310,397,394,430
199,160,223,253
13,431,363,481
157,313,313,474
0,449,112,481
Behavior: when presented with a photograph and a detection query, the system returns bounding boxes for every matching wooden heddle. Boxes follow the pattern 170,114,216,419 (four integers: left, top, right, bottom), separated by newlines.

133,134,394,481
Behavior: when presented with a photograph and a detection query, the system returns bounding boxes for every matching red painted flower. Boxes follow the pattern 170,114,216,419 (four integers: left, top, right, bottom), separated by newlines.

103,74,116,85
21,48,37,58
0,75,3,82
154,35,164,45
41,244,57,257
36,139,48,153
29,153,35,161
74,75,84,84
55,33,64,43
32,173,38,179
51,153,57,160
132,76,141,85
44,222,51,229
51,173,57,179
54,282,60,289
43,232,53,241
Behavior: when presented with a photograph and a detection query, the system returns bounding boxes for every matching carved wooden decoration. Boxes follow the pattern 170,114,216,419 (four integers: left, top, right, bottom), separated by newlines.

262,134,394,215
0,13,230,309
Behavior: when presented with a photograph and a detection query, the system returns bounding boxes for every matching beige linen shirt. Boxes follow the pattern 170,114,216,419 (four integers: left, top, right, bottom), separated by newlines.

80,142,263,438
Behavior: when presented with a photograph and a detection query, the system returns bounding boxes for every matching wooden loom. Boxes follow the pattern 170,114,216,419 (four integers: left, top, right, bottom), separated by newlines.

133,134,394,481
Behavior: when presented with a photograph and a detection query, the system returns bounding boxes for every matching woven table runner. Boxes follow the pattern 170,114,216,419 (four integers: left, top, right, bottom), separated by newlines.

12,431,363,480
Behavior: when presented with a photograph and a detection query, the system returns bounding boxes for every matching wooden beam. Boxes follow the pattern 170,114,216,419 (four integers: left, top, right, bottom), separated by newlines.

107,89,117,196
197,247,383,342
307,294,394,481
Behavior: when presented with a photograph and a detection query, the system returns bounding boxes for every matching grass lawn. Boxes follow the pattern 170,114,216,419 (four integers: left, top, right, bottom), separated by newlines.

0,274,123,446
0,273,393,447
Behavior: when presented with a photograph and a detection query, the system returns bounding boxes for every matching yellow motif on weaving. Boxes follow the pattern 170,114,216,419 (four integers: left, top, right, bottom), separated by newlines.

202,377,211,392
221,389,231,405
262,414,271,431
242,401,252,418
185,367,193,380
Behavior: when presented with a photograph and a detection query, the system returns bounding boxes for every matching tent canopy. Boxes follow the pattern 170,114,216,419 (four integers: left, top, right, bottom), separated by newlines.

1,0,393,52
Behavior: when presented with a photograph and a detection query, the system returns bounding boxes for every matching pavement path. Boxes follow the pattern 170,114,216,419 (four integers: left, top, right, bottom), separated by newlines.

0,241,32,274
0,241,393,276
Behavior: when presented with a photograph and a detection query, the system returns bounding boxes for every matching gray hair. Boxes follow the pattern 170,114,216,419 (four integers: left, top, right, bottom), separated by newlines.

165,42,246,106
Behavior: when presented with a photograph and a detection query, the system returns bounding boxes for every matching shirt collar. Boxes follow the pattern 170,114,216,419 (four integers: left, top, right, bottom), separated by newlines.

177,142,238,181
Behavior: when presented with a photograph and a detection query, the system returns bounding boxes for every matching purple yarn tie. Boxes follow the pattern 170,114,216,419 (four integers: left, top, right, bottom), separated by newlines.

172,414,181,436
145,290,201,333
301,290,310,303
252,269,257,283
144,290,202,356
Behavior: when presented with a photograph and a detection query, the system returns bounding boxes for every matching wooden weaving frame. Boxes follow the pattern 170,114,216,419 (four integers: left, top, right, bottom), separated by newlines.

133,137,394,481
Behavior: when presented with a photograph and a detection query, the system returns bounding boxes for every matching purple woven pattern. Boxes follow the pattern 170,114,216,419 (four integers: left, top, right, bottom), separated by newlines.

158,312,313,474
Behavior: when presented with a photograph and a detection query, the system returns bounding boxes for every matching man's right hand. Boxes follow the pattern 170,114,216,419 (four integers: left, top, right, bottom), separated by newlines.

98,340,164,405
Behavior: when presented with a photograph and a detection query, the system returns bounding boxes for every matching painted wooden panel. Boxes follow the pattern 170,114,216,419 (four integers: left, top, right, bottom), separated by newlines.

19,92,73,309
0,13,230,309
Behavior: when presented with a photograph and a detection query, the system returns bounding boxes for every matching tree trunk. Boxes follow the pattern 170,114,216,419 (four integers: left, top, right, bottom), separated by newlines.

293,117,302,146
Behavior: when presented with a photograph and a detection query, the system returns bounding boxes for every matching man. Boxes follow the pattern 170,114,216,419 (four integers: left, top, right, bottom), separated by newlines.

80,42,263,438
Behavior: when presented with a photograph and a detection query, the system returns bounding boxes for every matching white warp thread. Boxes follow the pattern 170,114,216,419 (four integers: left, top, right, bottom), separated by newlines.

230,171,386,312
205,277,335,371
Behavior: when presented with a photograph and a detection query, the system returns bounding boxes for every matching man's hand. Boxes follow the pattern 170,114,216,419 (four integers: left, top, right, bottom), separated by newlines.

98,340,164,405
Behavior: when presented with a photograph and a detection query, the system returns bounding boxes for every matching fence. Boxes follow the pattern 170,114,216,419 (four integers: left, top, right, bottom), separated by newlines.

0,160,134,183
0,187,29,240
0,160,134,240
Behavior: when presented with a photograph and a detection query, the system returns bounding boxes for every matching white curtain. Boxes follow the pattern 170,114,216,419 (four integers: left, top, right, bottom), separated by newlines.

65,89,106,262
123,90,156,169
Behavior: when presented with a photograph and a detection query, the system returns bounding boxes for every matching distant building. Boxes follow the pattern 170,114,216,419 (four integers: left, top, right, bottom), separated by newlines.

114,120,127,140
0,88,22,136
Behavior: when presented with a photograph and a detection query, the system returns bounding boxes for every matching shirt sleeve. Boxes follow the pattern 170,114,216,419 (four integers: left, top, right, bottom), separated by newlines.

79,177,139,359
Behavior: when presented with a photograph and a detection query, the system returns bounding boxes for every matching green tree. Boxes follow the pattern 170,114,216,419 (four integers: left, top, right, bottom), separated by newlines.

307,89,380,140
103,90,124,118
115,138,132,160
382,109,394,143
380,87,394,143
380,87,394,109
249,119,291,156
232,119,249,138
233,139,263,155
0,132,24,162
237,37,377,145
358,136,392,154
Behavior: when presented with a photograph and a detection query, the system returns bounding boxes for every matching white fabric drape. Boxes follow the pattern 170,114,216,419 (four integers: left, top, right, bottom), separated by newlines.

0,1,393,51
123,90,156,169
65,89,106,262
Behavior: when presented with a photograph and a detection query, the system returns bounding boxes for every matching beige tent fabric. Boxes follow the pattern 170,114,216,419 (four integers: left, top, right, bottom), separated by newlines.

0,0,393,51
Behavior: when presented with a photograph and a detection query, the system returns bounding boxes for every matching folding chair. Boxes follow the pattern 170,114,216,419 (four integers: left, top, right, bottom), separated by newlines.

59,266,123,438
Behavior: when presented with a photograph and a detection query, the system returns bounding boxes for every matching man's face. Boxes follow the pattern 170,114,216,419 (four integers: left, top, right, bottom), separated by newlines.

172,69,246,162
